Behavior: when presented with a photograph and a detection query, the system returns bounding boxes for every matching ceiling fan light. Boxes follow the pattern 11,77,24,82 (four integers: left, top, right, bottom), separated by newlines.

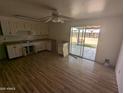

51,17,64,23
60,20,64,23
52,20,56,22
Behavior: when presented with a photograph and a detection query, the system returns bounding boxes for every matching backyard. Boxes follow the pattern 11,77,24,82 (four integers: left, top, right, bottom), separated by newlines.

71,37,98,48
70,37,99,60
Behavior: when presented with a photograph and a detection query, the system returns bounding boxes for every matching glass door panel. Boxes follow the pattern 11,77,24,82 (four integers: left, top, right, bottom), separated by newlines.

70,27,84,56
83,28,100,60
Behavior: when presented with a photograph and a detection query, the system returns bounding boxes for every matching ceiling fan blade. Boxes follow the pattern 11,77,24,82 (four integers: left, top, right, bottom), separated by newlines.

45,17,53,23
14,15,40,22
39,16,52,21
58,15,74,20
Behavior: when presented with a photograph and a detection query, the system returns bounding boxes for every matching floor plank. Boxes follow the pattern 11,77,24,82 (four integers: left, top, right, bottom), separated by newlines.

0,52,118,93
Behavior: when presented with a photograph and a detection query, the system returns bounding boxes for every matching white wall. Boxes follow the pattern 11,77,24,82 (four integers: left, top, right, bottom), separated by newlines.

48,15,123,66
115,44,123,93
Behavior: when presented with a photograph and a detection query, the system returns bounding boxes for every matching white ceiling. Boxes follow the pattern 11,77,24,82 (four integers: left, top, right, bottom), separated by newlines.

0,0,123,19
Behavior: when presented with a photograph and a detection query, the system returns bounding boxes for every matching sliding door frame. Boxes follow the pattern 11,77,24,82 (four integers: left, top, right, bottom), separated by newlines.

69,26,101,61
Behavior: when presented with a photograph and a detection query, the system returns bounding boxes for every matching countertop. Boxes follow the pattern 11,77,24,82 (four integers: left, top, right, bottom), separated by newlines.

0,38,53,45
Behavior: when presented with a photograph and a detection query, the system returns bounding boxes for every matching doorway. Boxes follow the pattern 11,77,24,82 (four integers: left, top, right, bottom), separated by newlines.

69,26,100,61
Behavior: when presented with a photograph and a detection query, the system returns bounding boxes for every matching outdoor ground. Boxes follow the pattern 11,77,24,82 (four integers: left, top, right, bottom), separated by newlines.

70,37,98,60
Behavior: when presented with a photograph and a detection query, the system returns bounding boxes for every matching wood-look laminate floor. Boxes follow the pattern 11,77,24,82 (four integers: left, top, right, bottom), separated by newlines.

0,52,118,93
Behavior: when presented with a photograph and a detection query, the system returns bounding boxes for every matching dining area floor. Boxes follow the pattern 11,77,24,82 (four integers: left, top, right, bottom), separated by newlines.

0,52,118,93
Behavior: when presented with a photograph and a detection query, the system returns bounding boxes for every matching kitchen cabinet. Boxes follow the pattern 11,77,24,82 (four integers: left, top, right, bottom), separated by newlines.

9,21,17,35
1,19,48,36
6,40,52,59
1,20,32,36
1,20,18,35
16,22,25,31
40,41,46,50
46,40,51,51
1,20,19,35
1,20,7,35
15,44,23,57
1,20,12,35
33,41,46,53
31,24,38,35
24,22,32,31
33,40,51,53
7,45,15,59
7,44,23,59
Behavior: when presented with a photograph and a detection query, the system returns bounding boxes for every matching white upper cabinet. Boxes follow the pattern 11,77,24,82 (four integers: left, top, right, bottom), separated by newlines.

16,22,25,31
1,19,48,36
9,21,17,35
31,23,37,35
1,20,11,35
24,22,32,31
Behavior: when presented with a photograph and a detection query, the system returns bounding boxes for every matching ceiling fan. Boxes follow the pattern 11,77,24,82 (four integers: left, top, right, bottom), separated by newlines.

39,9,73,23
14,7,73,23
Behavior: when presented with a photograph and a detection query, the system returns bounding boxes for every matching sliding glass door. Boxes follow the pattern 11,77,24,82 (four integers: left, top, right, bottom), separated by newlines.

70,27,84,56
70,26,100,61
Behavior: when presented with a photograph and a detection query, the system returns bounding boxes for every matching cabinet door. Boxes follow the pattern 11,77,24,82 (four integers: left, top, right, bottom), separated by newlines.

24,22,31,31
33,42,45,52
16,44,22,57
9,21,17,35
1,20,7,35
1,20,12,35
40,41,46,50
7,45,15,59
1,20,17,35
7,44,22,59
46,41,51,51
17,22,25,31
31,24,37,35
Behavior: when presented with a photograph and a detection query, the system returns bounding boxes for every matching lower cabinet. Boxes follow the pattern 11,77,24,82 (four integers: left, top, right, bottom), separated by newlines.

46,40,52,51
33,40,51,53
7,40,52,59
33,41,46,53
7,44,22,59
